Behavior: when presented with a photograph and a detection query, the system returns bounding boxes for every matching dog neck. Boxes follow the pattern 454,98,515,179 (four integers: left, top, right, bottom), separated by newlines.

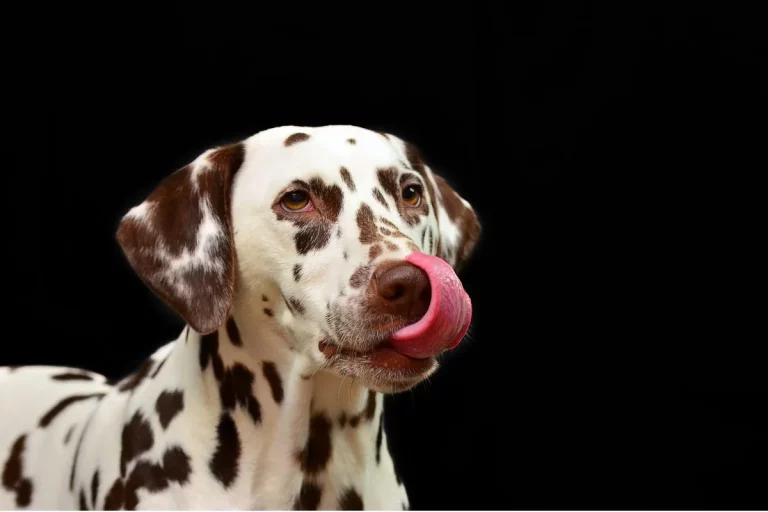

153,292,396,509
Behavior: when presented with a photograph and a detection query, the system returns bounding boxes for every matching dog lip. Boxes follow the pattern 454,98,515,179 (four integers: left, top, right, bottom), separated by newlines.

318,340,433,373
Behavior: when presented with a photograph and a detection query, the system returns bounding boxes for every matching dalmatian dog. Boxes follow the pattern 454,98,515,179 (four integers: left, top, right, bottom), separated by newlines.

0,125,481,510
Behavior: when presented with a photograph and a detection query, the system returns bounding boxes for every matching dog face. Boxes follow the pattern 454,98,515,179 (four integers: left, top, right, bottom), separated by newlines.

117,126,480,392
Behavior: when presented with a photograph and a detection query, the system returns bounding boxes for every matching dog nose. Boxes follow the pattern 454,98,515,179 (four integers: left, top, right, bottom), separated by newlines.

371,262,431,322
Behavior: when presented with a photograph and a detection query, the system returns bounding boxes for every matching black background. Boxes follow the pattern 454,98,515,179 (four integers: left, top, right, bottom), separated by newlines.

6,1,767,509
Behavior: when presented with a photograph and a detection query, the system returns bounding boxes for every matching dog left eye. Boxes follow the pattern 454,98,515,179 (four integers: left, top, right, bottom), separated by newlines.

281,191,313,212
401,185,422,206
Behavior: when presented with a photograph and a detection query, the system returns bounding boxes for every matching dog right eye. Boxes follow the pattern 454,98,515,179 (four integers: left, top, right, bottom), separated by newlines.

281,190,313,212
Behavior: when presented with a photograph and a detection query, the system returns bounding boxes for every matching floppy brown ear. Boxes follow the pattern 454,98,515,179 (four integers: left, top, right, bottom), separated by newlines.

116,143,245,334
429,172,482,273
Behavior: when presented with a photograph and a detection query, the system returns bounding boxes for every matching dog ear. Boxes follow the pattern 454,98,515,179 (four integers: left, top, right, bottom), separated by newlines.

116,143,245,334
401,140,482,273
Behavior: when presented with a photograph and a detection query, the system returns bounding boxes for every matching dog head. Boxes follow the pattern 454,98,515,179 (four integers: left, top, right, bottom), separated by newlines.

117,126,481,392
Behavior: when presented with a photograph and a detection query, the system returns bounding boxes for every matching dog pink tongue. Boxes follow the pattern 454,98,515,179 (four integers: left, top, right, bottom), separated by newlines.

389,252,472,359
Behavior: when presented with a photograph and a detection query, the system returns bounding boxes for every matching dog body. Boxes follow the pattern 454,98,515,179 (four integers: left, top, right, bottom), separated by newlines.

0,126,480,510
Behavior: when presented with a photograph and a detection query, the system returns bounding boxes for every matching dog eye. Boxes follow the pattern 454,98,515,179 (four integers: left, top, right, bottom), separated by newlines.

401,185,422,206
281,190,312,211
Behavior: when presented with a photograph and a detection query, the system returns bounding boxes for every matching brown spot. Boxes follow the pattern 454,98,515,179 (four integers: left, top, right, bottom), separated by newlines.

2,435,34,507
356,203,380,244
372,188,389,210
39,393,105,428
155,390,184,430
301,373,313,380
116,143,244,335
2,434,24,492
338,412,347,427
309,177,344,221
295,481,322,510
343,251,348,260
364,390,377,421
51,372,93,381
285,132,310,146
79,488,88,510
390,229,410,239
380,227,392,236
340,166,356,191
377,167,400,202
386,241,399,252
103,479,125,510
407,241,420,252
297,414,333,475
200,331,225,381
376,413,384,464
120,411,154,477
125,460,166,509
262,294,268,301
226,317,242,346
295,225,332,254
368,244,382,261
349,415,360,428
64,425,75,444
289,297,306,315
209,413,240,488
117,359,153,392
347,138,356,145
163,446,192,484
220,364,262,424
262,362,284,404
263,308,274,317
349,265,371,289
293,264,302,282
150,357,167,378
380,217,398,229
121,445,191,509
339,488,364,510
16,478,32,507
91,471,100,509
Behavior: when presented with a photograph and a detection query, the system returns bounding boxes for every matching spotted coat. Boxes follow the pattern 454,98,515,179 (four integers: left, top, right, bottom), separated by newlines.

0,126,480,510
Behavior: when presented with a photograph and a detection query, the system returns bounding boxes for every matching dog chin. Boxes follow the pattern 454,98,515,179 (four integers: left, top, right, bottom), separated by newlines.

318,340,439,393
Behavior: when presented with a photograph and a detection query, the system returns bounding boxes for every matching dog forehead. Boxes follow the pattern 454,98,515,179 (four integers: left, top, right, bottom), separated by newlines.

237,126,405,191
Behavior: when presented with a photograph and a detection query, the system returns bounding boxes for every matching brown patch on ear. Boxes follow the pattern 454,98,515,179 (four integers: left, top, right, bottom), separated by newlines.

285,132,310,146
434,174,482,272
116,143,245,334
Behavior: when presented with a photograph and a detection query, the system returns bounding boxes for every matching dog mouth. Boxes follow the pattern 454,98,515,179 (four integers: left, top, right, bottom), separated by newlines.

318,340,435,375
